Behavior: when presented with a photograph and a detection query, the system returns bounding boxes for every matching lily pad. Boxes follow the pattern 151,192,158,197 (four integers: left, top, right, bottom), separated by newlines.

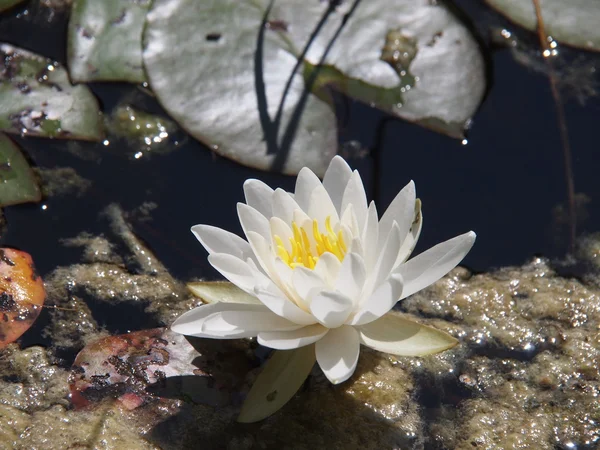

143,0,484,175
67,0,151,83
0,132,41,206
0,248,45,349
187,281,261,305
485,0,600,52
0,0,26,13
69,328,201,410
0,43,103,140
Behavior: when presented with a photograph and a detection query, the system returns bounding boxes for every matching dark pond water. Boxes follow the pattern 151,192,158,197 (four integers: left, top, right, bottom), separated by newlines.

1,1,599,288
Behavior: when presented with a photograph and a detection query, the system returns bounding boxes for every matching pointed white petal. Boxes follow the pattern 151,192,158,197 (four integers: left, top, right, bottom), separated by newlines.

292,266,326,301
258,324,328,349
308,185,339,228
351,273,403,326
254,286,317,326
172,302,273,338
361,201,379,271
378,181,415,253
313,252,342,286
238,203,271,241
202,307,301,336
359,312,458,356
243,179,274,218
396,231,476,300
270,217,293,253
339,204,360,240
245,231,276,279
309,290,353,328
315,325,360,384
341,170,368,231
396,198,423,264
294,167,322,212
366,222,402,294
187,281,261,304
191,225,250,260
323,155,353,214
272,188,300,223
238,345,316,423
207,253,268,294
334,252,366,305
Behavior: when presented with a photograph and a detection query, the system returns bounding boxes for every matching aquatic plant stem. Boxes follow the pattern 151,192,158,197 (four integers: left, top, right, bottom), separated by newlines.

531,0,576,253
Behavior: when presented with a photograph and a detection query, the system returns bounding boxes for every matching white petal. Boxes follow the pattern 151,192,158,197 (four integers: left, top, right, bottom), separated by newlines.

207,253,268,294
396,198,423,264
270,217,293,253
238,203,270,241
339,204,360,240
378,181,415,253
313,252,342,286
191,225,251,260
323,155,353,214
308,185,339,228
309,290,353,328
258,324,328,349
292,266,326,301
351,273,404,326
334,252,366,305
395,231,476,300
243,179,274,218
366,221,402,295
272,188,300,223
361,201,379,271
294,167,322,212
254,286,317,326
340,170,368,231
202,307,301,336
171,302,282,338
315,325,360,384
358,312,458,356
245,231,276,279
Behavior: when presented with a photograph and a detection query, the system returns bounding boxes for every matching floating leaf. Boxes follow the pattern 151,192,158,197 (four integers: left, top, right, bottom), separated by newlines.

0,248,45,348
143,0,484,175
67,0,151,83
238,345,316,423
485,0,600,52
187,281,261,305
0,132,41,206
0,0,26,13
69,328,201,409
0,43,103,140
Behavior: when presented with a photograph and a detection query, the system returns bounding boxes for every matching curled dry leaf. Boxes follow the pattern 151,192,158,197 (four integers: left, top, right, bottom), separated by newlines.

69,328,201,410
0,248,45,348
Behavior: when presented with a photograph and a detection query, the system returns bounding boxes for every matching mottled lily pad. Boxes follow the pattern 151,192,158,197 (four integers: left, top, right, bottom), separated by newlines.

67,0,151,83
69,328,201,410
0,248,45,348
485,0,600,52
143,0,484,175
0,43,103,140
0,132,41,206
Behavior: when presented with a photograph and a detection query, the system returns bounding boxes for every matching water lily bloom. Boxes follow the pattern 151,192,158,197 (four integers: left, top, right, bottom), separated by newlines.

173,156,475,385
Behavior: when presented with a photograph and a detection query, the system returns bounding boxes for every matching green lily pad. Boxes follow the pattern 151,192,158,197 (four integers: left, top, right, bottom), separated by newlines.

187,281,261,305
0,0,26,13
67,0,151,83
485,0,600,52
0,43,103,140
143,0,484,175
0,132,41,206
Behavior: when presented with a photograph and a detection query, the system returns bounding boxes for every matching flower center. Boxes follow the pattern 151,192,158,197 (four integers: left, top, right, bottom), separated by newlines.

275,216,347,269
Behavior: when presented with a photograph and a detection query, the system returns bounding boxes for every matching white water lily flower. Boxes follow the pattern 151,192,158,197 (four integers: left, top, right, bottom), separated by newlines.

173,156,475,385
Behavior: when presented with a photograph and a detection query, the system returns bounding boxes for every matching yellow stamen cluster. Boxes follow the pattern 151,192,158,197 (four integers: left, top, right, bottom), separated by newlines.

275,217,347,269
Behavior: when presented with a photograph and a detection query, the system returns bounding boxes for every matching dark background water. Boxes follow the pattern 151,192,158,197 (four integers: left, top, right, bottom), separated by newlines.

1,0,599,286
